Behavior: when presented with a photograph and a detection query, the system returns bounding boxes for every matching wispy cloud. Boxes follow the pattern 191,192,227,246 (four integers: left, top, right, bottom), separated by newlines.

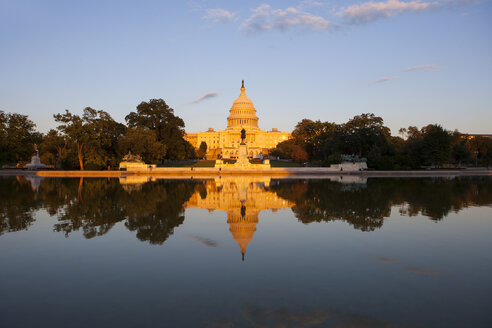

372,76,398,84
202,1,481,34
338,0,482,24
240,4,334,35
190,92,218,104
370,64,438,85
204,8,237,24
339,0,437,24
404,64,439,72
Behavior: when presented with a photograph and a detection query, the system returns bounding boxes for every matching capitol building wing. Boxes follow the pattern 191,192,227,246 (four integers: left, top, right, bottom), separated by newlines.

185,81,291,159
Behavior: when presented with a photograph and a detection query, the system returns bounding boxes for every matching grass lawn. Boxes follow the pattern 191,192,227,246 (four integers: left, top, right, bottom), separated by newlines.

193,160,216,167
161,160,301,168
270,160,301,167
161,160,216,167
161,160,197,167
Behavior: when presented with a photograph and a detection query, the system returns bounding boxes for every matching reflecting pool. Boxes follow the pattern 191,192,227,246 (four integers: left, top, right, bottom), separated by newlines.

0,175,491,327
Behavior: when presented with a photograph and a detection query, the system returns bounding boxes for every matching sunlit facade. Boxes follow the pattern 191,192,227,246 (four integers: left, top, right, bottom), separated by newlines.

185,81,291,159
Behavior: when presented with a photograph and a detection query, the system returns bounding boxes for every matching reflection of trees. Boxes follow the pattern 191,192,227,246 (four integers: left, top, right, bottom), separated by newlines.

53,179,196,244
272,180,389,231
0,177,39,235
36,178,81,216
392,177,492,220
54,178,126,238
272,177,492,231
0,177,196,244
124,181,196,244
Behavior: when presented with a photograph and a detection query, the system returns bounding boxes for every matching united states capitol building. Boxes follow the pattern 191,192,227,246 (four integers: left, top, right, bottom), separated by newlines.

185,81,291,159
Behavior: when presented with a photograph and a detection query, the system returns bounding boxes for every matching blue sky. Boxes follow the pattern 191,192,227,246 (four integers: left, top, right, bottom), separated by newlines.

1,0,491,135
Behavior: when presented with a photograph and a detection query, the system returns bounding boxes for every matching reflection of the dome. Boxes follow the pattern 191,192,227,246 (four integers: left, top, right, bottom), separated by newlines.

186,177,294,260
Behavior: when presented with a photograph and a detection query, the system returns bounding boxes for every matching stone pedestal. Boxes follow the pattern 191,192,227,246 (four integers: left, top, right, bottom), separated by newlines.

235,143,250,168
214,143,271,169
25,152,46,170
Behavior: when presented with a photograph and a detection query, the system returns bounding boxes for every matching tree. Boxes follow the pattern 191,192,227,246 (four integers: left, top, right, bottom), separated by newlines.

40,129,66,168
450,131,471,167
466,136,492,167
292,119,337,159
55,107,123,170
342,113,391,158
126,99,195,160
197,141,207,159
291,145,309,164
421,124,451,167
292,119,316,149
270,139,296,159
119,128,167,163
0,111,41,165
288,114,393,167
82,108,125,169
401,126,424,166
54,110,89,170
0,111,7,162
312,122,342,162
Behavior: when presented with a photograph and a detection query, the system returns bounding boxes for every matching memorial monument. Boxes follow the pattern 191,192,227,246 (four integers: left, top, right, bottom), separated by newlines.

25,146,46,170
119,151,156,171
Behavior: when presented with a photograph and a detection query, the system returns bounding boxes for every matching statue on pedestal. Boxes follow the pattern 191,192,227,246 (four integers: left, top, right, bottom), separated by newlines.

122,151,143,163
25,144,46,170
119,151,155,171
240,128,246,145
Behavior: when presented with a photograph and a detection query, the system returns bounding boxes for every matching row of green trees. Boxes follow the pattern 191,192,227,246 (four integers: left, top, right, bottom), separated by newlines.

0,99,196,169
271,113,492,169
2,105,491,170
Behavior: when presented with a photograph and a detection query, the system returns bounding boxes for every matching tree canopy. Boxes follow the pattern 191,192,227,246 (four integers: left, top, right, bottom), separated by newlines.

0,111,41,165
271,114,490,169
126,99,195,160
54,108,124,170
197,141,208,159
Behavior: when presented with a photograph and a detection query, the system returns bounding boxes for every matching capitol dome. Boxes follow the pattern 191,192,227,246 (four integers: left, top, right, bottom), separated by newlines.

227,80,259,130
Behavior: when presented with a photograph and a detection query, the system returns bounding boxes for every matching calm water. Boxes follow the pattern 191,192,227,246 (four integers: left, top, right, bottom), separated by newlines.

1,175,491,328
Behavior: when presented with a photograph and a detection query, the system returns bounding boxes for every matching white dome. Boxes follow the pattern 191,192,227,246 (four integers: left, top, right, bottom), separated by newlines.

227,81,259,130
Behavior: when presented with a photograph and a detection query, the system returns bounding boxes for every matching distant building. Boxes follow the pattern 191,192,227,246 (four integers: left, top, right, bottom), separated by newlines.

185,81,291,159
465,134,492,139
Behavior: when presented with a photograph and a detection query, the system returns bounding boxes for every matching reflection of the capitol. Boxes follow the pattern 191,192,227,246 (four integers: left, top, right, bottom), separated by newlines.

186,177,294,260
12,174,491,251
